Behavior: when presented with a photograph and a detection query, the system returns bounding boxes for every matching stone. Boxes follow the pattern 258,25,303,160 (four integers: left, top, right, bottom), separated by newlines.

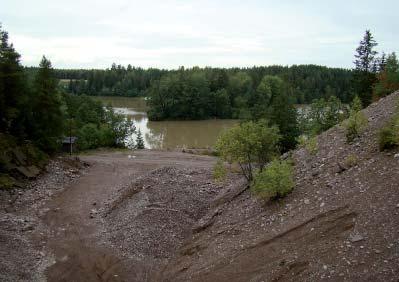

349,234,364,243
304,199,310,205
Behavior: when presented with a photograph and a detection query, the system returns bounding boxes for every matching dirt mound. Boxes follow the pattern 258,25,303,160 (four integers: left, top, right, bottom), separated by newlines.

101,166,243,276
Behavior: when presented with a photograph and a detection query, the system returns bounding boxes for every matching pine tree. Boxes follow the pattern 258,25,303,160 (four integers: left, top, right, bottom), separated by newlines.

0,24,28,136
353,30,378,106
269,87,299,152
135,129,145,149
31,56,64,151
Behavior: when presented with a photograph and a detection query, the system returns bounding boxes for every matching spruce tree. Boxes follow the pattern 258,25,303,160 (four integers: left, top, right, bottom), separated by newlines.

31,56,64,151
0,24,28,136
135,129,145,149
353,30,378,106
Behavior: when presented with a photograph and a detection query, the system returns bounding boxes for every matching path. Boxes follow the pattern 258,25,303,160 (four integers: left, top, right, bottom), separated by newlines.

40,150,215,281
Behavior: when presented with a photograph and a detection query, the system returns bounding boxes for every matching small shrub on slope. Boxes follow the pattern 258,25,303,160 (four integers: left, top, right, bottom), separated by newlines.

345,96,368,143
379,113,399,151
213,159,227,183
251,159,295,201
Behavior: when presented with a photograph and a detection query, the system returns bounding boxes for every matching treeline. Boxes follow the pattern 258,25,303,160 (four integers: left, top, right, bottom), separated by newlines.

41,64,353,104
25,64,167,97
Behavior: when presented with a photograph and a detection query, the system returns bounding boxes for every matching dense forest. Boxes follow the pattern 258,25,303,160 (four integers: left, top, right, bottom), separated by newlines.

40,64,353,105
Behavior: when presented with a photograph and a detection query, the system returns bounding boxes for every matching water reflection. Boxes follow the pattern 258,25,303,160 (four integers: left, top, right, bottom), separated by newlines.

94,97,237,149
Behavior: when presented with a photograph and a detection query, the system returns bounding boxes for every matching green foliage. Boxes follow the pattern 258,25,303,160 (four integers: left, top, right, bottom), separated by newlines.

300,96,347,135
378,112,399,151
215,120,280,182
251,159,295,201
373,52,399,99
353,30,379,106
345,96,368,143
344,154,358,168
135,129,145,149
213,159,227,183
30,56,64,152
62,93,135,151
267,77,299,152
298,135,318,155
76,123,101,150
0,24,29,137
50,64,352,106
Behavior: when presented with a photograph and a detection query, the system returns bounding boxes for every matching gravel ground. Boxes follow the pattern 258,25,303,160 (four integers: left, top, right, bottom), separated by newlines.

1,92,398,282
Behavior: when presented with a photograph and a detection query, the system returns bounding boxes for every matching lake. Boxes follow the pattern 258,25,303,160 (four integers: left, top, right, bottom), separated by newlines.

94,96,238,150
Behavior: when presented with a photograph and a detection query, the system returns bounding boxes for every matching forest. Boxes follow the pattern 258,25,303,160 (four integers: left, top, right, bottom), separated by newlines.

38,64,354,105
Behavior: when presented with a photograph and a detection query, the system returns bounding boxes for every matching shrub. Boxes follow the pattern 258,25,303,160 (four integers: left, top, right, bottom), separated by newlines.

345,96,368,143
251,159,295,201
344,154,358,168
215,120,280,182
77,123,101,150
378,114,399,150
213,159,227,183
298,135,318,155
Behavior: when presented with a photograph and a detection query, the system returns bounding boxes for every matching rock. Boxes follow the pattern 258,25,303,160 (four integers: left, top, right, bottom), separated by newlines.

335,162,347,174
304,199,310,205
320,202,325,208
349,234,364,243
394,153,399,158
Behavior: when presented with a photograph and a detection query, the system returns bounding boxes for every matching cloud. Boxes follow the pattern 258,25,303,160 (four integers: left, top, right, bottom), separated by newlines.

2,0,398,68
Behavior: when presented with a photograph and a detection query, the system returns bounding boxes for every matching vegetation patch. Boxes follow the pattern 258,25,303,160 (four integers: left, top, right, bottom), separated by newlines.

251,159,295,201
379,111,399,151
215,120,280,182
345,96,368,143
213,159,227,183
344,154,359,168
298,135,318,155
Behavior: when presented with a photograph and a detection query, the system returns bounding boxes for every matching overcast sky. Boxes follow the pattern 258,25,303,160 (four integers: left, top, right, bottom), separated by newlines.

1,0,398,69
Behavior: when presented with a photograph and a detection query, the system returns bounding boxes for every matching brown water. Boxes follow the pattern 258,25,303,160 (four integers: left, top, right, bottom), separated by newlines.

94,96,237,149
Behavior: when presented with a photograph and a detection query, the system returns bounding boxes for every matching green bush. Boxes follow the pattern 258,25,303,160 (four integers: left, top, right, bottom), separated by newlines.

379,114,399,150
344,154,358,168
345,111,368,143
215,119,280,182
77,123,101,150
345,96,368,143
213,159,227,183
251,159,295,201
298,135,318,155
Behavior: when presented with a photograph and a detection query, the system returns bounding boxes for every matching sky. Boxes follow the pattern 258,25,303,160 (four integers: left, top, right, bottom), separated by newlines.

1,0,398,69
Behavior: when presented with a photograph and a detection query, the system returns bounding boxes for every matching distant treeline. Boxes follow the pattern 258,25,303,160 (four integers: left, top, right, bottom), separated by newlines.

24,64,353,104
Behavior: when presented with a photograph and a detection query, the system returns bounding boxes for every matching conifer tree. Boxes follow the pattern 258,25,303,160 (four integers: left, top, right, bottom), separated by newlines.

31,56,64,151
135,129,145,149
0,24,28,136
353,30,378,106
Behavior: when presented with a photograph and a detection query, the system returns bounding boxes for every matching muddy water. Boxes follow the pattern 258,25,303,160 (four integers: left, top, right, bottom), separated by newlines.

95,96,238,149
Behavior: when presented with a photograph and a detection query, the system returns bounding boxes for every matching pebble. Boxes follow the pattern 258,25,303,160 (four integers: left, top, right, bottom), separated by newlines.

349,234,365,243
304,199,310,205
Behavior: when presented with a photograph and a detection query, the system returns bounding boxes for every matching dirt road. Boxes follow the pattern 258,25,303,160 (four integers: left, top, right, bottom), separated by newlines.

40,150,216,281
